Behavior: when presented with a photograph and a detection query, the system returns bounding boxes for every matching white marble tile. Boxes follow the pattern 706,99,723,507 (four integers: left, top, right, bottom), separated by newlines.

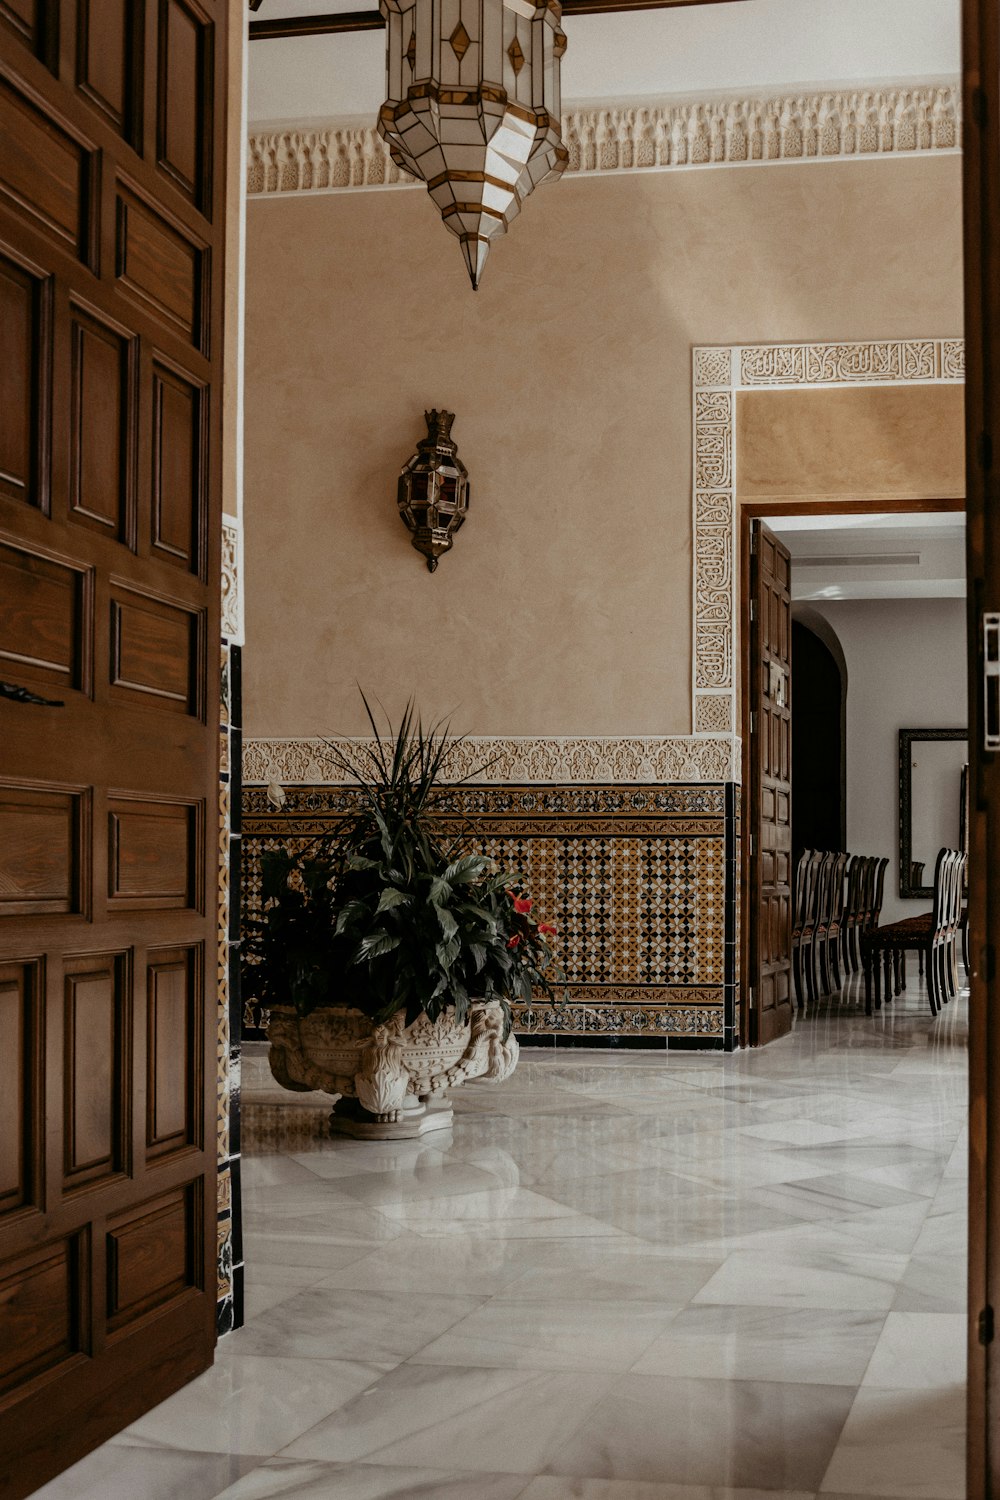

231,1286,485,1363
212,1458,531,1499
289,1141,453,1180
544,1372,855,1491
519,1482,814,1500
242,1235,387,1273
411,1296,680,1372
376,1187,620,1240
500,1252,723,1304
243,1279,315,1319
891,1251,967,1313
28,1447,262,1500
819,1384,965,1497
117,1355,391,1456
334,1161,515,1207
280,1364,617,1473
861,1312,966,1389
694,1249,908,1312
632,1306,885,1385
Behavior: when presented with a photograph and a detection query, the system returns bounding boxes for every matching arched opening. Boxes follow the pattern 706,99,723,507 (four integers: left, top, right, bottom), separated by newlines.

791,608,847,869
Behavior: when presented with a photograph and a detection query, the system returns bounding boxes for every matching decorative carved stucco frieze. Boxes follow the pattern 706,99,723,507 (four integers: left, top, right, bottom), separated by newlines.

221,517,243,644
242,735,740,786
247,83,959,197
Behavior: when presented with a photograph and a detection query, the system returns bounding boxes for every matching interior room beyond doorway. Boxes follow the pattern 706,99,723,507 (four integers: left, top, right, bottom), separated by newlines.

765,506,967,933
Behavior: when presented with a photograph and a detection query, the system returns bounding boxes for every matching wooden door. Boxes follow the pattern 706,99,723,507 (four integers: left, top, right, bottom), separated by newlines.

0,2,227,1494
963,3,1000,1492
748,521,793,1045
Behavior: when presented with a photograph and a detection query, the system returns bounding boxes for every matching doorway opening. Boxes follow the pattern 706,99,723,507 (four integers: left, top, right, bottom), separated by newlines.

741,498,967,1048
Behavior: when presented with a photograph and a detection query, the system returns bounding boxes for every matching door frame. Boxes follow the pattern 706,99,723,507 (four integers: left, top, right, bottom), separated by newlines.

739,496,966,1049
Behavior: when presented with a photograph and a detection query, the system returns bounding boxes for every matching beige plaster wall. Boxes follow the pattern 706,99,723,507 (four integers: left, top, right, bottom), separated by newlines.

736,386,965,506
243,155,962,739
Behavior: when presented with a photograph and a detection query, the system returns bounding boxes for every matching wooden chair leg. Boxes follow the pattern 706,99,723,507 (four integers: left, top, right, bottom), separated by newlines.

883,948,893,1004
864,954,874,1016
927,942,940,1015
793,944,804,1010
831,936,842,992
918,947,924,977
808,941,820,1004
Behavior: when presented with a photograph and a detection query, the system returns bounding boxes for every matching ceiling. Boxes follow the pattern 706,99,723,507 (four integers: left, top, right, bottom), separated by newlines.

765,512,966,602
247,0,960,127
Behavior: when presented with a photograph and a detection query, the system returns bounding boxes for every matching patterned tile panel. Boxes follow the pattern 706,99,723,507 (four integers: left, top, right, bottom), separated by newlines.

242,783,734,1045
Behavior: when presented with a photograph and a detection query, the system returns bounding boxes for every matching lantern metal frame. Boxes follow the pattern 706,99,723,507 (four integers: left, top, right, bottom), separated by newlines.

397,410,470,571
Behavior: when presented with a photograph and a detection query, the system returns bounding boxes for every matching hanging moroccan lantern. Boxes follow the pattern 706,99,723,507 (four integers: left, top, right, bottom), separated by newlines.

377,0,568,289
397,410,470,571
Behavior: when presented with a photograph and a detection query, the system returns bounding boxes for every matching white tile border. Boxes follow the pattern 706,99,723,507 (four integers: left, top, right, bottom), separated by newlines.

690,337,965,738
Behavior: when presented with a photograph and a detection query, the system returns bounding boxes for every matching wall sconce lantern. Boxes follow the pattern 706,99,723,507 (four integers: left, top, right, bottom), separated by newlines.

397,410,469,571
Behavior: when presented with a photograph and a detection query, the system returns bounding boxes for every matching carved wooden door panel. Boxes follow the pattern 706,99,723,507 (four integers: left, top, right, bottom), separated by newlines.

749,521,793,1045
0,3,227,1494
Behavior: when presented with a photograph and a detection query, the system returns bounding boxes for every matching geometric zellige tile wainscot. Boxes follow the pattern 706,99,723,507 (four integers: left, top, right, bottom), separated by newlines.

241,781,739,1051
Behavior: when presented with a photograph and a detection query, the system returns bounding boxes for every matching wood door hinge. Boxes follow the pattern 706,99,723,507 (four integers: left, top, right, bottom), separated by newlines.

979,1306,994,1346
748,832,755,856
750,711,757,735
750,599,756,622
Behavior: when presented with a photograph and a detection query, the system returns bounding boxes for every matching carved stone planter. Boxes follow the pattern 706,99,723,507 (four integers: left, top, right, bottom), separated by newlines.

267,1000,519,1139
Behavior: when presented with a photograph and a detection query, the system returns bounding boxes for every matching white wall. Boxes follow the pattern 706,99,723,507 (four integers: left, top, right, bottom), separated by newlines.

807,598,967,924
248,0,960,125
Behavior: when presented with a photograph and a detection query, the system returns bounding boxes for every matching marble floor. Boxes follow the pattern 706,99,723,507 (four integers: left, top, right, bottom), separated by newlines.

34,974,968,1500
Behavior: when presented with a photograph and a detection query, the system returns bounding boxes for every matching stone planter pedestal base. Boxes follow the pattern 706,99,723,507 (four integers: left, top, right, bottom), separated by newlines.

329,1096,455,1140
267,1000,518,1142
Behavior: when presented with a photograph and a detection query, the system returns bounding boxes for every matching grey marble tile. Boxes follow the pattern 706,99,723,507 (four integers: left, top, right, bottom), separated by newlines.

410,1296,680,1372
500,1251,723,1304
118,1354,392,1456
694,1249,907,1312
231,1285,485,1363
213,1458,531,1499
632,1306,885,1385
890,1250,967,1313
280,1364,617,1472
519,1482,814,1500
818,1384,965,1498
28,1447,263,1500
861,1312,965,1389
544,1372,855,1491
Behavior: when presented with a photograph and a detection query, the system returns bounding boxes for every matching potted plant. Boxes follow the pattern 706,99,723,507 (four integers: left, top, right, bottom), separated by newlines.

242,698,562,1138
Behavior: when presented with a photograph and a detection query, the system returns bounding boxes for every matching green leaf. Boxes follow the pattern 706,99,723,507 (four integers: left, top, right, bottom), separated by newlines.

429,877,452,906
436,907,459,942
376,887,411,913
355,931,402,962
435,937,460,970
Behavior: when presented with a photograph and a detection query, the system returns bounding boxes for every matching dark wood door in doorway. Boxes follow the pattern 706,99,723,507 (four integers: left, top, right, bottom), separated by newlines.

748,521,793,1045
0,3,228,1495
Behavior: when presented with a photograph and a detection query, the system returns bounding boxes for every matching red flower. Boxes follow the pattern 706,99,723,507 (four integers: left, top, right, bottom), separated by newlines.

507,934,521,948
513,896,533,914
539,923,557,936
